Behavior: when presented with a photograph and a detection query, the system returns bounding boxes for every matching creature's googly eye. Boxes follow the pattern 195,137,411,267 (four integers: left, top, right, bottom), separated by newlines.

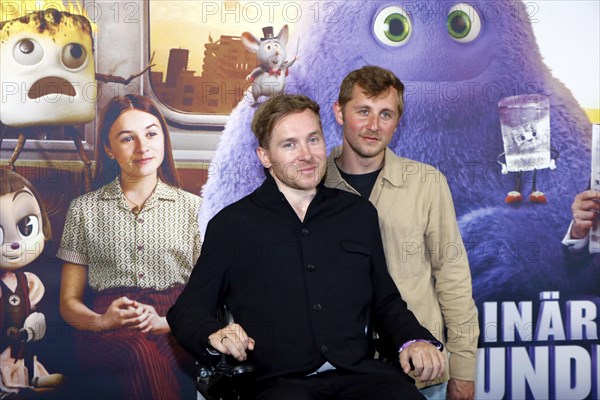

13,39,44,65
373,6,412,47
266,44,272,51
447,3,481,42
17,215,39,240
62,43,87,69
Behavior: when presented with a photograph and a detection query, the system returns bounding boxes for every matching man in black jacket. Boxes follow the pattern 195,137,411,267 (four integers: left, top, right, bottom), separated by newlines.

167,94,444,400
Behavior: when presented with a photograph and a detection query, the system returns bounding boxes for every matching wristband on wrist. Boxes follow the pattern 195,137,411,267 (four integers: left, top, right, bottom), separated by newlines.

398,339,444,353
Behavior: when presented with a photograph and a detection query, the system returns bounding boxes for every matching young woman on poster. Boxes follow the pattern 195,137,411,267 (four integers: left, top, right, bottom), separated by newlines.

57,94,201,399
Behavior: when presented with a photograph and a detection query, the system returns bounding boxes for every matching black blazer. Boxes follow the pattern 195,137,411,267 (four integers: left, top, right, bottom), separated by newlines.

167,173,439,381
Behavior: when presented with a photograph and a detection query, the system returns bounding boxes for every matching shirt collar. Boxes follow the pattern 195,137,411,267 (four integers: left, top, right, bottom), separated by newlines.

99,177,179,211
379,148,406,188
325,147,345,188
98,177,124,200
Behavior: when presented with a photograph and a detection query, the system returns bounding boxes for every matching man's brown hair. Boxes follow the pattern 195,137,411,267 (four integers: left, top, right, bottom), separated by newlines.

251,95,322,148
338,66,405,118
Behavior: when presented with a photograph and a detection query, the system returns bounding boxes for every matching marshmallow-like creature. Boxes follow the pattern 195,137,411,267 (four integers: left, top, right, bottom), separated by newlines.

0,9,96,127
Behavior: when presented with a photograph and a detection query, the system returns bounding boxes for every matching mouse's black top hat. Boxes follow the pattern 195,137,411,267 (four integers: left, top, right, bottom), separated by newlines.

261,26,275,41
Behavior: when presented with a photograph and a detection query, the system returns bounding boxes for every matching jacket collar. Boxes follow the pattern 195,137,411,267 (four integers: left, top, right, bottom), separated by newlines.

256,168,329,208
326,146,406,189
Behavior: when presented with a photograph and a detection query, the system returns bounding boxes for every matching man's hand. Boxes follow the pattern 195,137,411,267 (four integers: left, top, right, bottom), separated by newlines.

447,378,474,400
398,341,445,383
571,190,600,239
208,323,255,362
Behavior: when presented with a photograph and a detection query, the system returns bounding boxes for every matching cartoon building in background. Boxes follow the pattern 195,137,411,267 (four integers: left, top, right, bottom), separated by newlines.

150,35,255,114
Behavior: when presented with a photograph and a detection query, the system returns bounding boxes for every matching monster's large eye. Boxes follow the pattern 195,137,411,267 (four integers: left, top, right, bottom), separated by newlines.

373,6,412,46
447,3,481,42
62,43,87,69
17,215,39,240
13,39,44,65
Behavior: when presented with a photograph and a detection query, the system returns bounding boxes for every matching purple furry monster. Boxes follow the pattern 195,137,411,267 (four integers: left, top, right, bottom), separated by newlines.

199,1,597,302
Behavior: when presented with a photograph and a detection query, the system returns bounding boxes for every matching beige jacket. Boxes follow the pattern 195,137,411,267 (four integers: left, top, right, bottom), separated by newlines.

325,147,479,387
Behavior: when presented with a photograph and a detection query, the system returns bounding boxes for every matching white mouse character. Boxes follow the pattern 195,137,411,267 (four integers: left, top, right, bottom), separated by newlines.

242,25,297,105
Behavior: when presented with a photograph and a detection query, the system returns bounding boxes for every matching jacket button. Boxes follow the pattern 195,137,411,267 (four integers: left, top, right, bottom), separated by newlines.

307,264,316,272
321,345,328,353
313,303,322,311
301,228,309,236
137,245,144,252
137,217,144,223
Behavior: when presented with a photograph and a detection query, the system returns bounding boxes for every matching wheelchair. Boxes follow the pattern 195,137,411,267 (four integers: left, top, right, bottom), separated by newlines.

195,307,402,400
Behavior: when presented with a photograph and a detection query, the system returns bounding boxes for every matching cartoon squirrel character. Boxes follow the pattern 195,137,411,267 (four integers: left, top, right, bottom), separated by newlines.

0,170,63,395
242,25,297,105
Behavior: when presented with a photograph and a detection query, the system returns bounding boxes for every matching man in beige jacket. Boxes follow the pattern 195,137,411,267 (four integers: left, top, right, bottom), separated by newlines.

325,66,479,400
